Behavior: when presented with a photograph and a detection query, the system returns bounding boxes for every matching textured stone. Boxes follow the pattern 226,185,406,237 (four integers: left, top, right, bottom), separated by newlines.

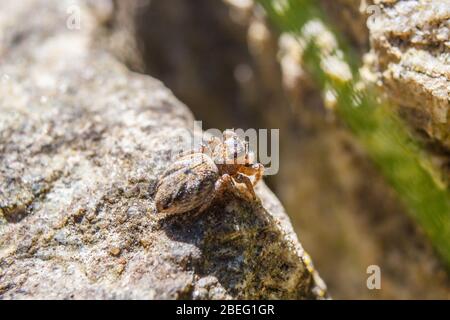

109,0,450,299
0,0,326,299
368,0,450,183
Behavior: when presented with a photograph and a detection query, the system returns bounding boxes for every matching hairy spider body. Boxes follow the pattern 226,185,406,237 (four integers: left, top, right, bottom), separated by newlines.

155,130,264,215
155,153,219,215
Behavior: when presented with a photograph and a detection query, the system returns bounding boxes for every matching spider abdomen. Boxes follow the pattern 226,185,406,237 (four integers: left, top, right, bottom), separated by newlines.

155,153,219,215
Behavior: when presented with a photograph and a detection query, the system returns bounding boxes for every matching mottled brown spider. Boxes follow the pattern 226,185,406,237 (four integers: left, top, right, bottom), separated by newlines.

155,130,264,215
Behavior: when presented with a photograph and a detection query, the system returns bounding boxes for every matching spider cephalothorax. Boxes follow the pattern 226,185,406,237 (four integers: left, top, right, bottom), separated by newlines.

155,130,264,215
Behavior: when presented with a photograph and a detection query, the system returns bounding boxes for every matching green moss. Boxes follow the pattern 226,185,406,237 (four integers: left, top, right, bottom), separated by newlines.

258,0,450,269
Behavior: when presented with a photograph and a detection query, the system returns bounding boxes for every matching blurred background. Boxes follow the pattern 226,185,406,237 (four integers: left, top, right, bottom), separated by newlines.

98,0,450,299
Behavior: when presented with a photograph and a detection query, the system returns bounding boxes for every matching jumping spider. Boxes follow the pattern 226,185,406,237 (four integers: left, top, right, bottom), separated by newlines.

155,130,264,215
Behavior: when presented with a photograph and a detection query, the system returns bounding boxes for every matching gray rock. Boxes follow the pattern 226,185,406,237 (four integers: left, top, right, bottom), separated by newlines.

0,0,326,299
369,0,450,150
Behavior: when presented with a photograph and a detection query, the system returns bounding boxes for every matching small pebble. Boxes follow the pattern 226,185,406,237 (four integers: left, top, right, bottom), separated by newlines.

109,247,121,256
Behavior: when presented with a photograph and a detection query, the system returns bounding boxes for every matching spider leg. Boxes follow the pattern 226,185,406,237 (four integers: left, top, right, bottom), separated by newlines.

244,137,249,165
219,136,227,164
233,135,239,164
214,172,228,189
175,141,212,160
251,163,264,186
238,164,264,186
206,136,221,150
233,173,257,201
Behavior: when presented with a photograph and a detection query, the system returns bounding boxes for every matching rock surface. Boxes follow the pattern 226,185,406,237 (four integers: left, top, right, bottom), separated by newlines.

371,0,449,138
0,0,326,299
111,0,450,299
320,0,450,182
